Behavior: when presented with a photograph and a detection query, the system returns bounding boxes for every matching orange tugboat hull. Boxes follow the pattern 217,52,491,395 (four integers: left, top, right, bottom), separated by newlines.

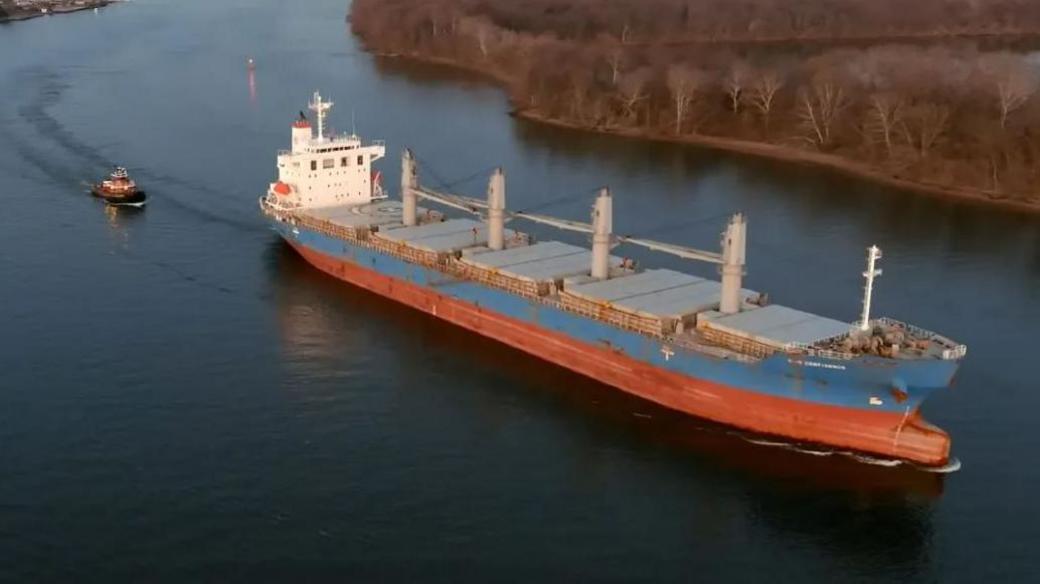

90,187,147,206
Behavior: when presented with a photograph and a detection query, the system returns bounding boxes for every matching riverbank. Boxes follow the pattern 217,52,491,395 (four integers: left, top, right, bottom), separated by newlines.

518,111,1040,213
370,50,1040,214
0,1,113,23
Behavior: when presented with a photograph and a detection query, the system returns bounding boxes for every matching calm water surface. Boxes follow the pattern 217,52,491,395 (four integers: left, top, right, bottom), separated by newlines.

1,0,1039,581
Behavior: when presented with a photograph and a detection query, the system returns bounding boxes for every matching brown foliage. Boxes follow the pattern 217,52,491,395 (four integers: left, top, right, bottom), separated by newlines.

352,0,1040,201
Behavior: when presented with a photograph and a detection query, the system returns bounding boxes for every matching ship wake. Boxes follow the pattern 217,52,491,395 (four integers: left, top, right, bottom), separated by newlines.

732,431,962,473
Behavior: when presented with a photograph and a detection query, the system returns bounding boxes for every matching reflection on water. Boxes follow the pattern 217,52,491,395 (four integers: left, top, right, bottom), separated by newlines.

371,56,504,92
270,247,359,361
101,200,144,249
247,62,257,105
267,243,364,378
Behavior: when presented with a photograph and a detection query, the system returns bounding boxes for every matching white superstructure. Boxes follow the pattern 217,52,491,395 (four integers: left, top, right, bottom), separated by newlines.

266,91,385,210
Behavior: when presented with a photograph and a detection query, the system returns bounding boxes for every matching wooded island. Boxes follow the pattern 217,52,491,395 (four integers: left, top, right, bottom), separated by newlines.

352,0,1040,210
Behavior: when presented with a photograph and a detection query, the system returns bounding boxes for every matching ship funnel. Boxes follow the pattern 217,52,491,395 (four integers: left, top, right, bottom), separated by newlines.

487,168,506,251
719,213,747,315
591,188,613,280
401,149,418,226
291,112,312,153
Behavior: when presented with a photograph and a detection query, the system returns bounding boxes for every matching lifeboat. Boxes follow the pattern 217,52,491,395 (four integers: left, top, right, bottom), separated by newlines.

91,166,147,207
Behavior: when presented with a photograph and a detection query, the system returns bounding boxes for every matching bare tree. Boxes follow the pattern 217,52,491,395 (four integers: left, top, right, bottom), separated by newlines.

616,67,651,124
864,93,904,158
749,69,784,131
725,62,750,114
459,17,494,59
667,65,707,134
606,47,625,86
797,79,850,149
569,70,595,122
667,65,692,134
901,102,951,158
984,54,1039,128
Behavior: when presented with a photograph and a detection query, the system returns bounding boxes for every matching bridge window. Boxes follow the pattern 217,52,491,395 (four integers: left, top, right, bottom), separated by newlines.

323,159,335,169
310,160,317,171
341,157,348,167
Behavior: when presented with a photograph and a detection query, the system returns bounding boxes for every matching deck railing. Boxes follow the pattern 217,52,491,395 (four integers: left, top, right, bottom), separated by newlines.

782,342,856,361
874,317,968,361
777,317,968,362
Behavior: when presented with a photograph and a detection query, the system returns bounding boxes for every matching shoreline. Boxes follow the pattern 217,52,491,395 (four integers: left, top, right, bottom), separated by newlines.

623,28,1040,49
371,50,1040,214
0,1,113,24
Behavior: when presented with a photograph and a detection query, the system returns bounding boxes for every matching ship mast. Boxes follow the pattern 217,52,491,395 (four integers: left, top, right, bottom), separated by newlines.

309,91,333,141
590,188,613,280
859,245,883,331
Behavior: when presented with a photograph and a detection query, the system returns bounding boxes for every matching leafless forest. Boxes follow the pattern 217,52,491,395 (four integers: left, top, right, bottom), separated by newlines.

352,0,1040,204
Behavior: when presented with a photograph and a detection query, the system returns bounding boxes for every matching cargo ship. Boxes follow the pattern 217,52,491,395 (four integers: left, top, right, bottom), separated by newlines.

260,92,967,466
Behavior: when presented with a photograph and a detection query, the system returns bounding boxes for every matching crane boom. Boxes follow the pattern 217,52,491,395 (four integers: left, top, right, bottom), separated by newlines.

513,211,593,235
619,236,723,264
411,185,723,265
413,186,487,214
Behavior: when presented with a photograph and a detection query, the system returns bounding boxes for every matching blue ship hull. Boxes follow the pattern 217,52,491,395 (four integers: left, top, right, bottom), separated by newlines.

272,218,959,464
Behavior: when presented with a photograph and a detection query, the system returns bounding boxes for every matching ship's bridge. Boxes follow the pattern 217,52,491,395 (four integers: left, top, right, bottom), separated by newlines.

279,134,383,156
269,91,386,209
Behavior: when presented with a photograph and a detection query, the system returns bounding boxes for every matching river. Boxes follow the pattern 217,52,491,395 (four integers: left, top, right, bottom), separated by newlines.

1,0,1038,581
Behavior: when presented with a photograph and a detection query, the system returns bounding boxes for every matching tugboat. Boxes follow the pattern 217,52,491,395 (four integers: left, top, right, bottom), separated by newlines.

91,166,147,207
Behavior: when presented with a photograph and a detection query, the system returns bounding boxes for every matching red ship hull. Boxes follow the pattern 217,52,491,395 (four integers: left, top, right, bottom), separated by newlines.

289,241,951,466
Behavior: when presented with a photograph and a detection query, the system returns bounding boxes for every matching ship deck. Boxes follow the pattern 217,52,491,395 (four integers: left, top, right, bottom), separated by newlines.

377,218,522,254
699,305,851,348
274,200,962,363
563,269,758,326
304,200,414,230
462,241,622,284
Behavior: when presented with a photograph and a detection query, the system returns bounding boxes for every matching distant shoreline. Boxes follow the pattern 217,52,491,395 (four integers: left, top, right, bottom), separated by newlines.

0,1,113,23
371,50,1040,214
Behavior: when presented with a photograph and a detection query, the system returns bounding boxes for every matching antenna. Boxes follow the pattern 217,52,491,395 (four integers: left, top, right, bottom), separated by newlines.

308,91,334,141
859,245,883,331
351,108,357,136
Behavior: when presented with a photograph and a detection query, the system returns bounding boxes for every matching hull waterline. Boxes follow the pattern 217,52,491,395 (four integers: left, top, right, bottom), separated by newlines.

91,188,147,207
